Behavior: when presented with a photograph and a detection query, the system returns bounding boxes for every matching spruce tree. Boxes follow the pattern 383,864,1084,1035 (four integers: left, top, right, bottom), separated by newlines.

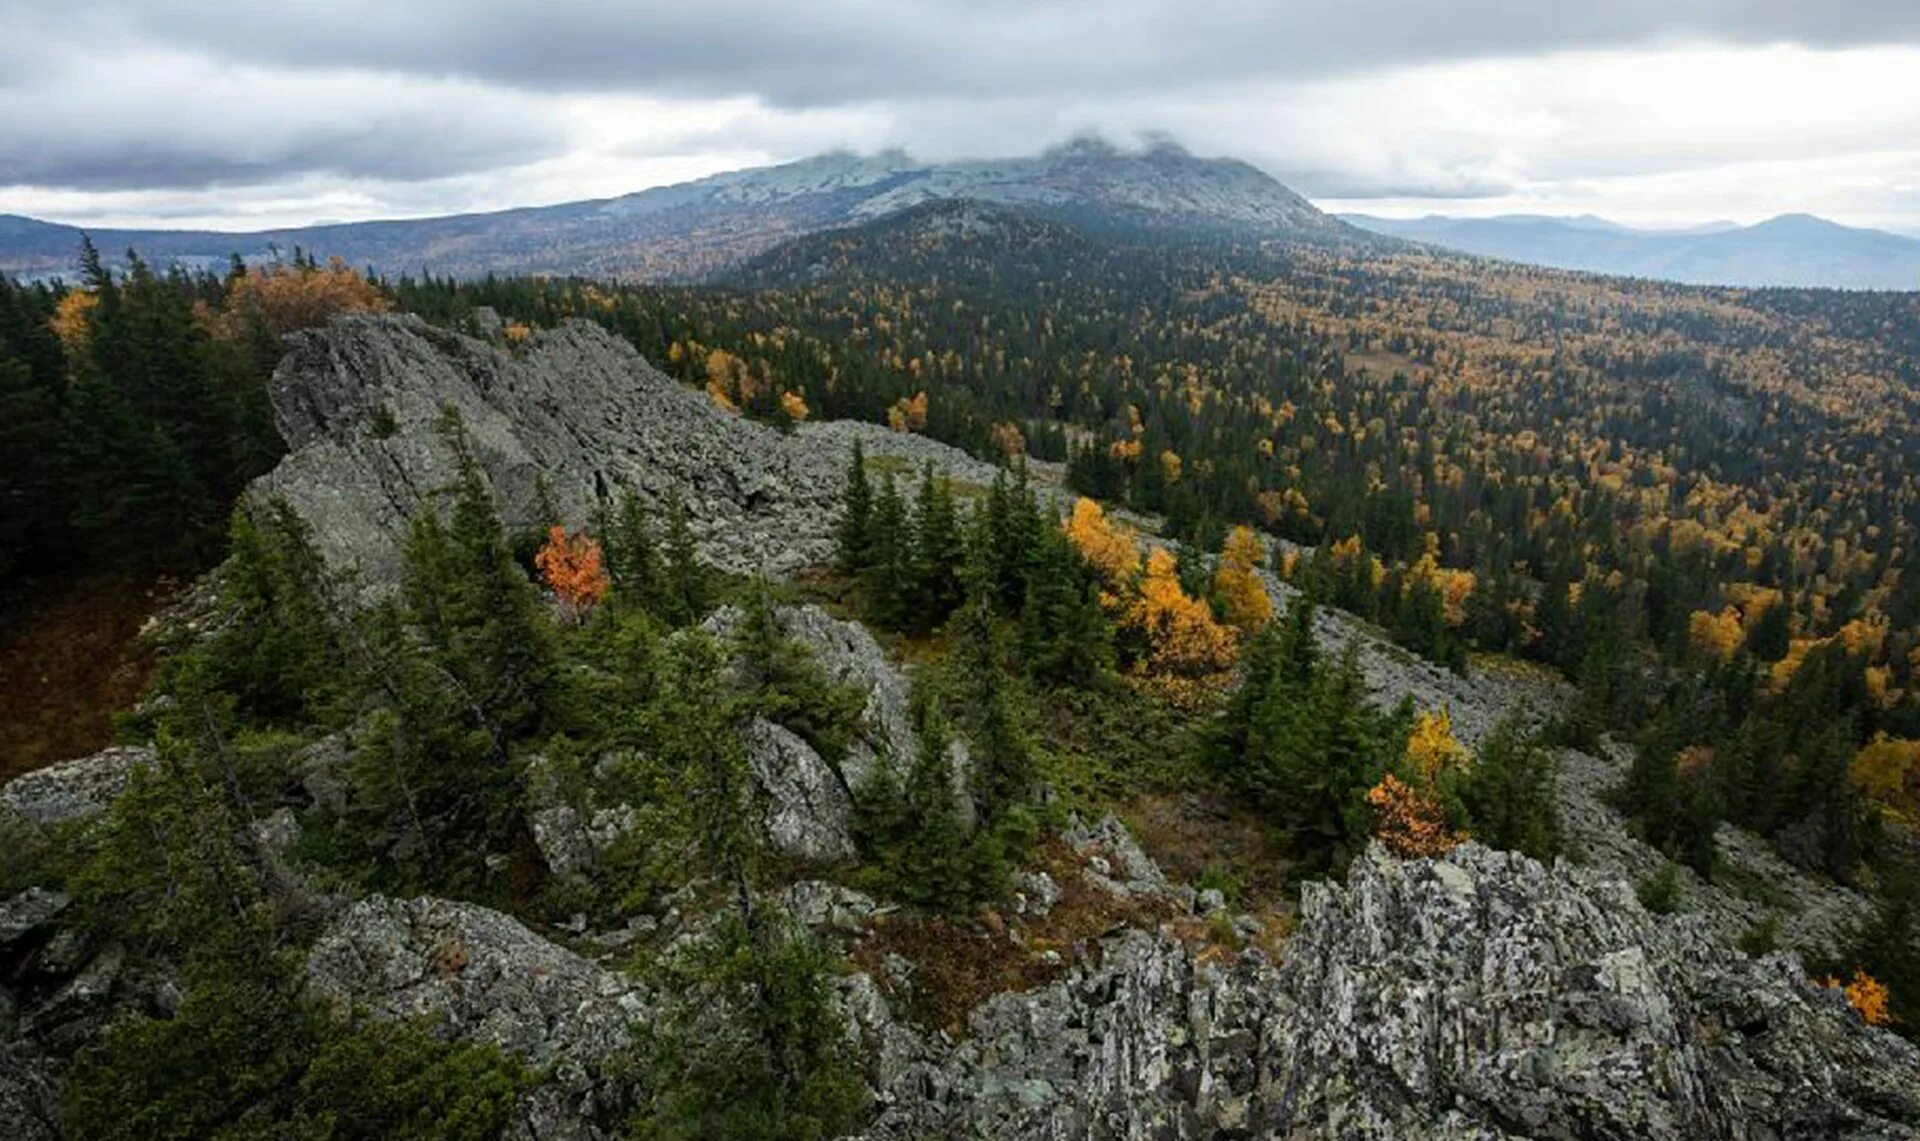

1456,717,1562,860
1021,527,1114,689
948,560,1035,826
660,488,707,626
203,497,345,726
861,476,912,629
602,489,667,614
835,440,874,577
909,463,965,628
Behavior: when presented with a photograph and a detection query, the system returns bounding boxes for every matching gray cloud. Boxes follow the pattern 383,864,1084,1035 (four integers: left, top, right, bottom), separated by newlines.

2,1,1918,228
0,11,568,192
43,0,1920,106
0,115,561,192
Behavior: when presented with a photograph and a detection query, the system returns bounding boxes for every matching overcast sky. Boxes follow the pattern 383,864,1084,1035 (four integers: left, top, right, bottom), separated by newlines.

3,1,1918,232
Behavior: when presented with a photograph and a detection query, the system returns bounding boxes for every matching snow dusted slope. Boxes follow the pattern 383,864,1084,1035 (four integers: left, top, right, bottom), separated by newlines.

0,139,1348,281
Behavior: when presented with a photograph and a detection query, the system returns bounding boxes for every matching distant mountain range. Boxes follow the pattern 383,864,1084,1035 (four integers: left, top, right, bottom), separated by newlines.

0,139,1346,283
6,141,1911,291
1340,212,1919,291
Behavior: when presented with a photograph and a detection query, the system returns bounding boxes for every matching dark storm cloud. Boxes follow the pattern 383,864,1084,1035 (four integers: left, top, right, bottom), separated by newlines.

45,0,1920,106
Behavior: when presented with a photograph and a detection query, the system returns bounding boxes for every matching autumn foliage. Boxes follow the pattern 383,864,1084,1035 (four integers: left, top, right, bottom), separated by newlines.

1064,498,1140,590
1212,525,1273,632
1366,774,1466,858
1405,709,1471,784
1850,735,1920,837
535,525,609,618
1058,498,1238,703
209,257,389,342
1127,548,1238,697
779,390,811,423
887,391,929,433
49,289,99,348
1822,970,1894,1027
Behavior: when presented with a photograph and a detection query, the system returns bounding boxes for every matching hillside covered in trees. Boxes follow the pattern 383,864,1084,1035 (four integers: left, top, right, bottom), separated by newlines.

2,203,1918,1138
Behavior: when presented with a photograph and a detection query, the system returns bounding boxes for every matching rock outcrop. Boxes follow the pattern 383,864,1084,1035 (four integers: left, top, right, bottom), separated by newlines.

255,314,1022,591
707,603,970,862
0,745,153,827
304,895,649,1139
856,843,1920,1139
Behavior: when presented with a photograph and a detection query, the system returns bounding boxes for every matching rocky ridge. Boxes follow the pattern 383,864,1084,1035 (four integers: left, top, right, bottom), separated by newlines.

255,313,1036,593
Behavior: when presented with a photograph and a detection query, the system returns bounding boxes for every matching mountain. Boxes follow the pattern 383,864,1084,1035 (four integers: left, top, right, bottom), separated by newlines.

1341,211,1920,290
0,139,1346,282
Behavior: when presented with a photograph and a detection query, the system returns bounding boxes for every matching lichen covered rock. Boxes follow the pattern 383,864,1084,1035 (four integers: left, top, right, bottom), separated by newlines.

0,745,153,827
856,843,1920,1139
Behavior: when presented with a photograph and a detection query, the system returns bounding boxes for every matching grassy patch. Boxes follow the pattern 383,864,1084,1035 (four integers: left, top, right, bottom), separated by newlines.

0,572,168,780
1120,790,1298,914
848,839,1178,1035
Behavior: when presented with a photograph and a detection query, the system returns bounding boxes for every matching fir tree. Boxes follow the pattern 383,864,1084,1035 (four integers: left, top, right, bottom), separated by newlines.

1020,526,1114,689
861,476,913,630
948,561,1035,826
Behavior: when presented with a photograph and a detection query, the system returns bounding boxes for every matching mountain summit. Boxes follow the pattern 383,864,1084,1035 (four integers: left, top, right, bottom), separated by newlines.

0,139,1343,282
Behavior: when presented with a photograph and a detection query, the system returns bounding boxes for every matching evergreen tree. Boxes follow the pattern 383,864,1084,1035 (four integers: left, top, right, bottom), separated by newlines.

1455,717,1562,860
660,488,708,626
948,563,1035,826
909,463,966,628
834,441,874,577
860,476,913,629
730,585,864,764
1746,597,1792,663
1020,527,1115,689
403,420,555,747
602,489,667,613
980,465,1045,614
201,497,346,726
63,750,522,1140
852,687,1007,912
0,347,65,575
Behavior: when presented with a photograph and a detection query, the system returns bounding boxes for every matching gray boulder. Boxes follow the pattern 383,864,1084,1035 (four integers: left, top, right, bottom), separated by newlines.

305,894,648,1067
259,313,843,587
744,718,857,864
780,880,878,934
707,603,974,861
0,745,153,827
256,315,1032,596
254,315,1051,597
304,895,649,1136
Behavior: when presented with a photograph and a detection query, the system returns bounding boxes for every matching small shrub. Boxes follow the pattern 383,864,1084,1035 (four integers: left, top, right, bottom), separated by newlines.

1637,861,1685,915
1738,914,1781,957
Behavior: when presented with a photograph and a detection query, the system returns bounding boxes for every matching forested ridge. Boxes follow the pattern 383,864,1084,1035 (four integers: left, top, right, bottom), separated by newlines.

1,202,1917,1137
